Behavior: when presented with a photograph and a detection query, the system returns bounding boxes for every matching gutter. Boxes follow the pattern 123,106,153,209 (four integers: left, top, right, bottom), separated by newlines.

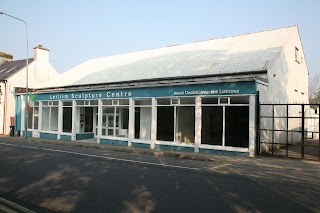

21,70,268,94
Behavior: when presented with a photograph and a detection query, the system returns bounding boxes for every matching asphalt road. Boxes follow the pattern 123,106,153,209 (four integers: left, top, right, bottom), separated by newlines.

0,139,319,213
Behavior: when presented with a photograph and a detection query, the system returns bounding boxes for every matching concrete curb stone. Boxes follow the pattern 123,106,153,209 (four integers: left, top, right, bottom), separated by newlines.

1,136,217,162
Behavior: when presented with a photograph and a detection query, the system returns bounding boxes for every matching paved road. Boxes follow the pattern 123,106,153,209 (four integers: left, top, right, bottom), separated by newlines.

0,139,319,213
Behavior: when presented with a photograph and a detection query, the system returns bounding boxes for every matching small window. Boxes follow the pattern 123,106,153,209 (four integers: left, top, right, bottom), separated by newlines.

157,98,171,105
112,100,119,105
295,47,300,64
90,100,98,105
171,98,180,105
119,99,129,105
84,100,90,106
202,97,218,104
180,97,195,105
63,101,73,106
135,99,152,105
219,97,229,104
76,100,84,105
102,100,112,105
230,96,249,104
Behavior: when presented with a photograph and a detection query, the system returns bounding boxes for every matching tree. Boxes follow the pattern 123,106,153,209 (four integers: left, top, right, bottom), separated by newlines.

309,73,320,105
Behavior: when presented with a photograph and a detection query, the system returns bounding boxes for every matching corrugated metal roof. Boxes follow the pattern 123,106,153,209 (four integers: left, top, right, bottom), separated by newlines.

44,26,297,88
0,58,34,80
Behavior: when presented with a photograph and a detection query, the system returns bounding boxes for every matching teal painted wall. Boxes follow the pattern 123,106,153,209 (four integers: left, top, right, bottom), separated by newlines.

100,139,128,146
155,144,194,152
132,142,150,149
199,148,249,156
22,131,32,137
40,133,58,140
60,135,72,141
76,133,94,140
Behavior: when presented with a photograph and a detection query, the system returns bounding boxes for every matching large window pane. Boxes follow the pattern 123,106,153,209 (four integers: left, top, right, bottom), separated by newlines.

50,107,58,131
201,106,223,145
176,107,195,144
63,107,72,133
34,116,39,130
135,107,152,140
28,109,33,129
225,106,249,147
115,106,129,137
42,107,49,130
157,106,174,141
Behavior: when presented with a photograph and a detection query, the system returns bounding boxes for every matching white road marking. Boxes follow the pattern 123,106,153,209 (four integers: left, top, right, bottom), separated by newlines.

0,143,200,171
208,163,232,170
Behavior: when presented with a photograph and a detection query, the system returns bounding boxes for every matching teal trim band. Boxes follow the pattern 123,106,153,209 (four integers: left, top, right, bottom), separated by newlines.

40,133,58,140
33,81,256,101
100,139,128,146
155,144,194,152
132,142,150,149
22,131,32,137
60,135,72,141
199,148,249,156
76,133,94,140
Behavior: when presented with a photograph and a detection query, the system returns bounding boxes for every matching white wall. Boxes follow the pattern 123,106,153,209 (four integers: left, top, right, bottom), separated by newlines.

258,27,310,152
1,50,59,135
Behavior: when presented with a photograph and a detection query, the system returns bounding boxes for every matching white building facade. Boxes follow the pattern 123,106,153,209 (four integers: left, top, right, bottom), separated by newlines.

0,46,59,135
14,26,309,156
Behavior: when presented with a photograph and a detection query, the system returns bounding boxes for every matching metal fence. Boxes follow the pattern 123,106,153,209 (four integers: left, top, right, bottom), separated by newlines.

258,103,320,161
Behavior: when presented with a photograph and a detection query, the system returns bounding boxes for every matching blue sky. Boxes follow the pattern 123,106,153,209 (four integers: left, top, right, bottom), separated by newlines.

1,0,319,75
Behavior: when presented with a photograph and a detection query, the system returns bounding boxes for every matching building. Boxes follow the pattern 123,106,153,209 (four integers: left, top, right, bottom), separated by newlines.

0,45,59,135
14,26,309,156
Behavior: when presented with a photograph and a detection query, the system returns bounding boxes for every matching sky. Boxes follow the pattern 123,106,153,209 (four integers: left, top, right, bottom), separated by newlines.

1,0,319,75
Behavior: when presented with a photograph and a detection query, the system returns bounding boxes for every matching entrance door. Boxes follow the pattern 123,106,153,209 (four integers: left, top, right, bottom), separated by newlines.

102,113,119,136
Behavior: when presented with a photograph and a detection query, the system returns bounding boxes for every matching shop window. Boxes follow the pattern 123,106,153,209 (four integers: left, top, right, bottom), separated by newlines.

41,101,58,131
134,99,152,140
157,98,195,143
201,106,223,145
135,107,152,140
62,101,72,133
28,103,39,130
157,106,174,141
225,106,249,147
176,106,195,143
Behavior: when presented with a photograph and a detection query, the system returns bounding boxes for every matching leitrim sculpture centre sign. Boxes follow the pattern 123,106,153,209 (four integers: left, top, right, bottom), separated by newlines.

20,81,256,101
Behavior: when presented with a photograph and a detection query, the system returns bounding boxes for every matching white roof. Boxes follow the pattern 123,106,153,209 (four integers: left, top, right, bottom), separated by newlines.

43,26,297,88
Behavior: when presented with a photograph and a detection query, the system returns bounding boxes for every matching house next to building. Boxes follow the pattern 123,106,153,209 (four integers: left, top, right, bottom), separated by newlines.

0,45,59,135
14,26,309,156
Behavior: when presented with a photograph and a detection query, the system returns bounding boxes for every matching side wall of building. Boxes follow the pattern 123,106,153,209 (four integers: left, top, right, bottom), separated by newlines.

258,28,310,152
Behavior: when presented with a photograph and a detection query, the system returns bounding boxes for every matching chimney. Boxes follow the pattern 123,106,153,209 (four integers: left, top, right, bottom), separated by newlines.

33,45,49,63
0,52,13,66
